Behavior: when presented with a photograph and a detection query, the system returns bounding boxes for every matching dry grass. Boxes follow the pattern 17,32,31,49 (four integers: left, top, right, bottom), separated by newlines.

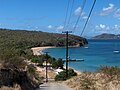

64,72,120,90
36,69,57,80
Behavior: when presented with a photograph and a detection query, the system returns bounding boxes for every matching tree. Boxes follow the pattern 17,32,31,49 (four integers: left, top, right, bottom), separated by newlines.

52,58,64,69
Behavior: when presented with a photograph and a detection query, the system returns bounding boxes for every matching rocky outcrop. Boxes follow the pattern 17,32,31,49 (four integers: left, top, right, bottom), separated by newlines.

0,69,39,90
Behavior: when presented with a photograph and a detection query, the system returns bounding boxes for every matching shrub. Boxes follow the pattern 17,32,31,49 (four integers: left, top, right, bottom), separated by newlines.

80,73,96,90
27,64,36,76
55,69,77,81
31,57,40,63
52,58,64,69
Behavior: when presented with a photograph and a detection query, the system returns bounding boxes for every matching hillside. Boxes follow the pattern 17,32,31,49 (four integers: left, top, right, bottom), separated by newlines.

65,66,120,90
0,28,88,50
93,33,120,39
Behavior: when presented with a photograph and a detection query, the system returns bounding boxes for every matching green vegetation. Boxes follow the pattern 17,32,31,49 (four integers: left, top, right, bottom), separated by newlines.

0,28,88,69
0,28,87,69
52,58,64,69
0,28,88,49
30,54,64,69
55,69,77,81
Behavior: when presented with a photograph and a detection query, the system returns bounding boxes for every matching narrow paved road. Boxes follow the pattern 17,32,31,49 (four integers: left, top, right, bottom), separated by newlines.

36,83,73,90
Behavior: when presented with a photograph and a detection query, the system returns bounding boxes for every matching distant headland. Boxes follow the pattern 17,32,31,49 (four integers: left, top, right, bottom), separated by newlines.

93,33,120,39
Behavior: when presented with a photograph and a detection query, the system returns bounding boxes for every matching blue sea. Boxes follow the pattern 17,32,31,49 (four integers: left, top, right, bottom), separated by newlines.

44,39,120,72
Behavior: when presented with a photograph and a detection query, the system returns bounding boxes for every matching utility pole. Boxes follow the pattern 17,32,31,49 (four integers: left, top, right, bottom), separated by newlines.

44,52,49,82
62,31,72,78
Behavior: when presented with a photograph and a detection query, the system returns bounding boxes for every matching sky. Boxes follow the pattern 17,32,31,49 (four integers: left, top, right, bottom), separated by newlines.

0,0,120,37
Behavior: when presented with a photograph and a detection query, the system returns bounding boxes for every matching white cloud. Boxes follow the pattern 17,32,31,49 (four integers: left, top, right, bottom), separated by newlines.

56,25,64,30
95,24,110,31
99,3,115,16
48,25,53,29
113,24,120,30
94,24,109,34
82,16,88,20
74,7,85,16
114,8,120,19
103,4,114,11
94,24,120,35
100,24,106,29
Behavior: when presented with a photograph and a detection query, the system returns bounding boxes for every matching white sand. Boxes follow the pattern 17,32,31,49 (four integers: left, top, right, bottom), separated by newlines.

31,46,55,55
63,66,82,75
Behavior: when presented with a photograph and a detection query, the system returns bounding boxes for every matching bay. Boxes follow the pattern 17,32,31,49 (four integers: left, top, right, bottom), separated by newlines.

44,39,120,72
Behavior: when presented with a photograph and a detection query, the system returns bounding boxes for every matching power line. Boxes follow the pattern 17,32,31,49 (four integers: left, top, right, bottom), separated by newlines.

72,0,86,33
63,0,71,31
66,0,75,29
80,0,96,36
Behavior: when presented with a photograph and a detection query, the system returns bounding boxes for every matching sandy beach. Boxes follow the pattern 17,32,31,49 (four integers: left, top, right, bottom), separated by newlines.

31,46,82,78
31,46,55,55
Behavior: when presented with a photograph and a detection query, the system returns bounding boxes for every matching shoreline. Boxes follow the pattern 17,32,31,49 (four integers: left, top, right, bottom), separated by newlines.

31,46,55,55
31,46,82,75
31,46,81,56
63,66,82,75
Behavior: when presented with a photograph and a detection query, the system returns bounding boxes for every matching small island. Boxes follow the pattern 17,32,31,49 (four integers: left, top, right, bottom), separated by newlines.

93,33,120,39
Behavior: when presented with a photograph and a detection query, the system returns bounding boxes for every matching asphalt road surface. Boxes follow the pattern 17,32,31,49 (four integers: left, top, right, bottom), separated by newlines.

36,82,73,90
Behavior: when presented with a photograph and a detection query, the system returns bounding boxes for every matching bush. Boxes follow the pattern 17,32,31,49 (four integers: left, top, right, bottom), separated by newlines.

98,65,120,78
31,57,40,63
52,58,64,69
55,69,77,81
27,64,36,76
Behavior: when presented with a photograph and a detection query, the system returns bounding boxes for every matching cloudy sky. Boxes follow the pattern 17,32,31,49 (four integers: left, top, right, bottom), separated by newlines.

0,0,120,37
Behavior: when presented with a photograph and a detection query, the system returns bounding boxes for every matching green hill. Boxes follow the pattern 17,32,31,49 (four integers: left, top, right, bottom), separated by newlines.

0,28,88,49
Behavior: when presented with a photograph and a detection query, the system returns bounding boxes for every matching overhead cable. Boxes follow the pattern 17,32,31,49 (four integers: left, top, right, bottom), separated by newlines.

80,0,96,36
72,0,86,33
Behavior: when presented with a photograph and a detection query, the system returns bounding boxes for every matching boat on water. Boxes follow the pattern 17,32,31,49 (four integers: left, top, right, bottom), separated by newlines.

113,50,120,54
62,59,84,62
69,59,84,62
84,46,89,48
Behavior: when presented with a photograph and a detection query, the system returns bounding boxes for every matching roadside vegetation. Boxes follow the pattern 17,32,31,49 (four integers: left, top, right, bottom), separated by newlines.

65,66,120,90
55,69,77,81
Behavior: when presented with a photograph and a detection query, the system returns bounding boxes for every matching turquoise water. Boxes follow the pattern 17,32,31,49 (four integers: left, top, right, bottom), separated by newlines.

44,39,120,72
